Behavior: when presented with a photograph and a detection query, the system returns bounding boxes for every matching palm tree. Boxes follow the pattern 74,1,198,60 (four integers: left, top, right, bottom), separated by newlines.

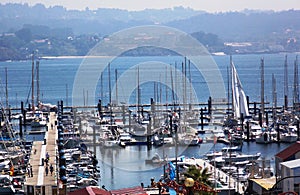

184,165,212,186
184,165,216,195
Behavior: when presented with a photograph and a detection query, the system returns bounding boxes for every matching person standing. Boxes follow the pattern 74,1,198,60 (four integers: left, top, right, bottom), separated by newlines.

157,179,163,195
27,166,31,177
150,178,156,187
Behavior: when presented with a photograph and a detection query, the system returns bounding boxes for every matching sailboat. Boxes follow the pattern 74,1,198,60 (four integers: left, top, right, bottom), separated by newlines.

231,58,250,119
228,57,250,146
28,59,47,128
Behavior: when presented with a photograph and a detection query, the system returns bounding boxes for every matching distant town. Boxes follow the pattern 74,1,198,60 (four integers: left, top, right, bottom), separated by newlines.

0,3,300,61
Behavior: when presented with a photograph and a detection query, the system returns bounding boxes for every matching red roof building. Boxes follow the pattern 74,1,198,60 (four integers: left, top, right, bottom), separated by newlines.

110,186,148,195
68,187,111,195
275,141,300,178
68,186,148,195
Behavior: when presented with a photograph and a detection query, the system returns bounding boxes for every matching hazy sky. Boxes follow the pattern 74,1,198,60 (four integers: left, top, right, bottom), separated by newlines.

1,0,300,12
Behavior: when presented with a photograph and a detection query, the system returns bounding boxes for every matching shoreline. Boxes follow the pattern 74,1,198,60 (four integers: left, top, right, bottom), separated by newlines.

41,55,113,59
1,51,300,62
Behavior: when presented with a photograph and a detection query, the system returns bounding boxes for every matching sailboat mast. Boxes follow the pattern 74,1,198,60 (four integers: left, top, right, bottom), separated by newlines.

83,89,86,107
174,62,178,106
137,66,141,121
284,55,288,109
272,74,277,121
230,55,234,118
36,60,40,105
181,61,185,117
115,69,118,105
66,84,68,107
261,58,265,120
108,63,111,105
188,60,192,108
108,62,113,125
227,61,230,117
153,82,156,103
5,67,8,109
170,65,175,110
165,65,168,111
293,56,299,107
184,57,187,109
31,53,35,111
100,73,103,101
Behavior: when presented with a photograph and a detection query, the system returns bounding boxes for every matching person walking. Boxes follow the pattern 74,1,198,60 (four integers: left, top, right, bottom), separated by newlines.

45,158,48,165
50,164,54,176
46,152,50,161
30,165,33,177
27,166,31,177
45,165,49,176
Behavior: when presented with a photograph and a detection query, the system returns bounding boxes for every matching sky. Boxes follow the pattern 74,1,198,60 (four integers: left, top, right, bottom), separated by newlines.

1,0,300,12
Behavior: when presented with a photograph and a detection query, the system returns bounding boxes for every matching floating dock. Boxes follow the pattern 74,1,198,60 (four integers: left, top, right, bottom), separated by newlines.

24,112,58,195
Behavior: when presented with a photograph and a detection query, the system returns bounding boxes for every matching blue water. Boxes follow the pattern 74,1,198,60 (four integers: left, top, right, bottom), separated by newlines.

0,53,297,190
1,53,298,108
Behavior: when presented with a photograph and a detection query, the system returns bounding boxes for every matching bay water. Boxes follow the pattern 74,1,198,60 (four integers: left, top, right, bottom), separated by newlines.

0,53,297,189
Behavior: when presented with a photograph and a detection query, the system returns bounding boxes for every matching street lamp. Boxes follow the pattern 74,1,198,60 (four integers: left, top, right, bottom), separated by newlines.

184,178,195,195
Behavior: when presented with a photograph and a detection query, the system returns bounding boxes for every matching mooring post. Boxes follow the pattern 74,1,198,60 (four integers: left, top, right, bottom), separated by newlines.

246,121,250,142
200,108,204,130
19,116,23,139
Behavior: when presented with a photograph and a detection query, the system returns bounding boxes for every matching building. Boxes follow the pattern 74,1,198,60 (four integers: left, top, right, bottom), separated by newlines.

248,177,276,195
280,159,300,194
275,141,300,178
68,186,149,195
68,186,110,195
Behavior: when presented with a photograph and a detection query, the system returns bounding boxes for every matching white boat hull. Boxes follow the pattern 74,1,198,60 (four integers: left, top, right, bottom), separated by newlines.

280,133,298,143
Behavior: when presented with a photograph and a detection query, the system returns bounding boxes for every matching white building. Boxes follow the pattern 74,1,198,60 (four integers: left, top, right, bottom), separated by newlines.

280,159,300,194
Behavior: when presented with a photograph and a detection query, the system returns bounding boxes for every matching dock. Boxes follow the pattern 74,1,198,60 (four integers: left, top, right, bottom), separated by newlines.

24,112,58,195
182,157,246,194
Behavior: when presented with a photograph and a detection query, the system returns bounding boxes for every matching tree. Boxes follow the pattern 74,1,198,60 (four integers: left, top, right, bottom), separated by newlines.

184,165,212,187
15,28,32,43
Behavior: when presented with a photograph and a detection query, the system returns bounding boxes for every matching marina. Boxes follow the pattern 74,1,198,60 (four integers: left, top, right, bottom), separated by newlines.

0,53,299,194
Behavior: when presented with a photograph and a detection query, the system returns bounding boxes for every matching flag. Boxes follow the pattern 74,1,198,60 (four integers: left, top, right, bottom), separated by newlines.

169,162,175,180
213,135,217,145
10,165,14,176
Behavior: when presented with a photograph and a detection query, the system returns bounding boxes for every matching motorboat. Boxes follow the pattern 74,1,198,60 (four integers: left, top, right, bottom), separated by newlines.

178,135,202,146
223,152,261,163
280,132,298,143
255,131,276,144
103,140,121,148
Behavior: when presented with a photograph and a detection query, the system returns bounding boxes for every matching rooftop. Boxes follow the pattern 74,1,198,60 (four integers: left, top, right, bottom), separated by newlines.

68,186,110,195
250,177,276,190
110,186,148,195
281,159,300,169
275,141,300,161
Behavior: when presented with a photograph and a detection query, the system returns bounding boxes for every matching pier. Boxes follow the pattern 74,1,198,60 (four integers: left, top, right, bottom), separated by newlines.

24,112,58,195
182,158,246,194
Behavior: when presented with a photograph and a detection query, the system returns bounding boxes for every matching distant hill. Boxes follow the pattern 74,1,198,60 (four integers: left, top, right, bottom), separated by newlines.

1,3,300,41
0,3,203,35
166,10,300,41
0,3,300,61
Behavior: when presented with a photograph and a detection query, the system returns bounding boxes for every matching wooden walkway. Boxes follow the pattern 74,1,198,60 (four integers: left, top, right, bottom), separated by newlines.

25,112,58,195
182,158,246,194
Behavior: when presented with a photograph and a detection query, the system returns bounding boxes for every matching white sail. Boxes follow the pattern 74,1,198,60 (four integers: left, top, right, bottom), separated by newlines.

231,60,249,119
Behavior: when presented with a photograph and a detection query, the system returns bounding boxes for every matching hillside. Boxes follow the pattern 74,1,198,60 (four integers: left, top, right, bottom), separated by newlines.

0,3,300,61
